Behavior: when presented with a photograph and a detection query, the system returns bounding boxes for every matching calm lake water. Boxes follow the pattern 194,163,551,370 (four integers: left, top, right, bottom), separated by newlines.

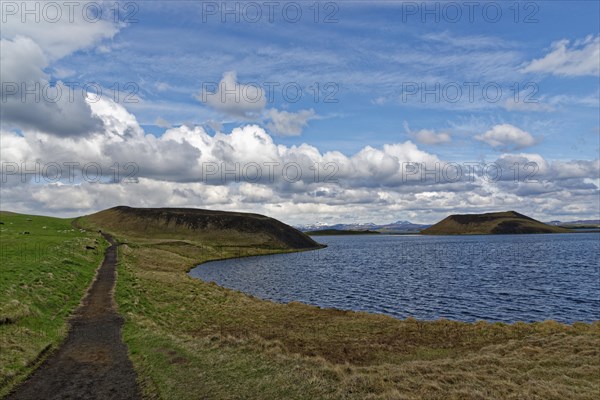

189,233,600,323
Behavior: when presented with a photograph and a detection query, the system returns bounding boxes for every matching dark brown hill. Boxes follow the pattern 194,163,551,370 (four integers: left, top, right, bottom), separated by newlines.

80,206,323,249
421,211,571,235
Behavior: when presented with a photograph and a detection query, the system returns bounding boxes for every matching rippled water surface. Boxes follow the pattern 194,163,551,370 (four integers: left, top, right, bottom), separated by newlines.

189,233,600,323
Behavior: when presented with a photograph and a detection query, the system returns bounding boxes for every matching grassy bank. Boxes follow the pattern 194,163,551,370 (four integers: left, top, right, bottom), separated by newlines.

104,232,599,399
0,212,106,397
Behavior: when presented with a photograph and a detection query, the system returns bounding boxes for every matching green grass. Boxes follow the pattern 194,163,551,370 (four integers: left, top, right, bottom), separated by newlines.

0,212,106,397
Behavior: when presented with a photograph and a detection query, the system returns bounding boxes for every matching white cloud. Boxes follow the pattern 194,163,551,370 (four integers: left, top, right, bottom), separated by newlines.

1,97,598,225
0,36,104,136
198,71,266,119
265,108,316,136
0,2,120,61
0,5,122,137
403,121,451,145
1,98,442,189
475,124,537,151
414,129,451,145
522,35,600,77
0,35,47,83
421,32,514,50
550,159,600,180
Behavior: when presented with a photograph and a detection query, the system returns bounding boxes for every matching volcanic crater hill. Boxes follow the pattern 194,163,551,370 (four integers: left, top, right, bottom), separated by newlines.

79,206,323,249
421,211,572,235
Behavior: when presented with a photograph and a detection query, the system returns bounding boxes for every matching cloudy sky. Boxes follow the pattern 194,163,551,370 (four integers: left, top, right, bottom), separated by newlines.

1,1,599,225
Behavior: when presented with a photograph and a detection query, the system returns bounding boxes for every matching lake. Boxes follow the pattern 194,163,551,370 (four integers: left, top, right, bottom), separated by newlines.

189,233,600,323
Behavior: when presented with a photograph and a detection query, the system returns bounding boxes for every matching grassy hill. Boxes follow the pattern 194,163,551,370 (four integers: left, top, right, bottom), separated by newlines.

421,211,571,235
78,206,322,250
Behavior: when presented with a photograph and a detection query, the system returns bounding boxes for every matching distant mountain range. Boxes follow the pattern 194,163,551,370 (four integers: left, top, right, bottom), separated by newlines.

546,219,600,227
297,218,600,234
296,220,431,233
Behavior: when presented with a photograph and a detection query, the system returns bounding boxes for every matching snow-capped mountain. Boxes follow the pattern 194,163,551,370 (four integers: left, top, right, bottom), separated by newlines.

295,220,431,233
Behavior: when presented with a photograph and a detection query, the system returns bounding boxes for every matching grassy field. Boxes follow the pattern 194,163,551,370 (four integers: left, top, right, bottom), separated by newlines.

3,210,599,399
0,212,106,397
77,214,600,399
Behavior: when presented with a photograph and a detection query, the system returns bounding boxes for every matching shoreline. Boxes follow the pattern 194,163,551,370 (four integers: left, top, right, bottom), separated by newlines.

67,213,600,399
185,241,597,327
114,236,599,399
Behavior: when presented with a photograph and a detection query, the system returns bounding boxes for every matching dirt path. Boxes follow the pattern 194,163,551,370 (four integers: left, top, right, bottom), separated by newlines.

7,233,141,400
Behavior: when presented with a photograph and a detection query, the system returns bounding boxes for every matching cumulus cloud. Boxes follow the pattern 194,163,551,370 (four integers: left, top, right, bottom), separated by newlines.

0,5,122,137
0,36,104,136
522,35,600,77
198,71,266,119
0,2,120,61
414,130,451,145
475,124,537,151
1,97,598,225
493,153,550,182
265,108,316,136
403,121,451,145
0,35,46,83
403,121,452,145
2,97,442,189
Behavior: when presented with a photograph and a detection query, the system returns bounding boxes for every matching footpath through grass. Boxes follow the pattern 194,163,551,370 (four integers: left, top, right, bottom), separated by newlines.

104,234,600,399
0,212,106,397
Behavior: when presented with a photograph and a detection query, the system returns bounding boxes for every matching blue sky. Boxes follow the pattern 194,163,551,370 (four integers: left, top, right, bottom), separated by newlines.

1,1,599,224
52,1,599,158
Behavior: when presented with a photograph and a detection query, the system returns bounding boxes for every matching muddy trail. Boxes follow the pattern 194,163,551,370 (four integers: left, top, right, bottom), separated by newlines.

7,233,141,400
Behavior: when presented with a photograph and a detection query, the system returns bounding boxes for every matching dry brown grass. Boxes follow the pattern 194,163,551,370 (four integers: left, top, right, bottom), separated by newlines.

111,237,600,399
